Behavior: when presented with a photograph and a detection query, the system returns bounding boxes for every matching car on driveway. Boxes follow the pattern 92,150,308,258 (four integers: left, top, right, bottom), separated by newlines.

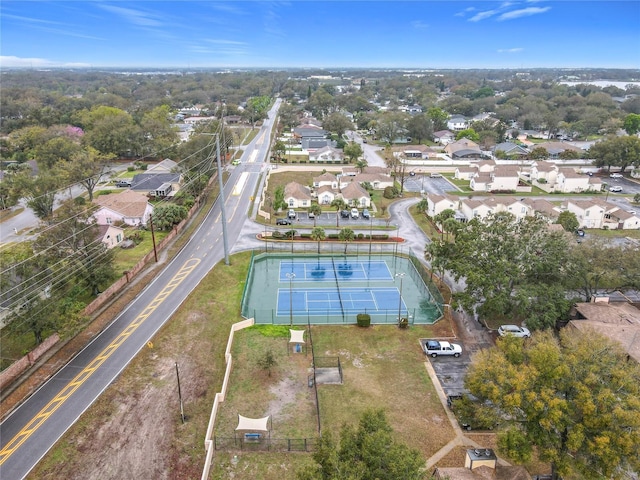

288,209,296,219
409,171,416,176
350,208,359,219
340,210,350,218
609,186,623,192
424,340,462,357
430,172,443,178
610,173,623,178
362,209,370,219
497,324,531,338
276,218,292,226
115,180,132,187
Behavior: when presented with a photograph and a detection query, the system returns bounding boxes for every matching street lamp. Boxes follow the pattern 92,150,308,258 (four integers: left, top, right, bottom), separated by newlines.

286,272,296,326
395,272,405,324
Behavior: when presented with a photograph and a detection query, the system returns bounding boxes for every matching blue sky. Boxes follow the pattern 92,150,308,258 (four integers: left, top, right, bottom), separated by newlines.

1,1,639,69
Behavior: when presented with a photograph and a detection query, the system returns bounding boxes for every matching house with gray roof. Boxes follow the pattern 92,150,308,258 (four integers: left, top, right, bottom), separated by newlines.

493,142,529,157
309,146,343,163
131,173,181,197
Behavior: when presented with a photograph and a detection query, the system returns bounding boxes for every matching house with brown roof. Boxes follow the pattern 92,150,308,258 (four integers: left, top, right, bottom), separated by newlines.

315,185,337,205
454,166,477,181
488,165,520,191
568,299,640,364
284,182,312,208
340,182,371,208
92,190,154,227
536,141,583,159
342,166,391,177
97,224,125,249
556,167,600,193
530,161,558,184
426,193,460,218
469,172,492,192
460,196,529,222
444,138,486,159
340,173,394,191
396,144,439,160
562,199,624,229
522,198,561,222
312,172,339,189
433,129,455,145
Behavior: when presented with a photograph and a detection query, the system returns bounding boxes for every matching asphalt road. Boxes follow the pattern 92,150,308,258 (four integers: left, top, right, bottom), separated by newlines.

0,99,282,480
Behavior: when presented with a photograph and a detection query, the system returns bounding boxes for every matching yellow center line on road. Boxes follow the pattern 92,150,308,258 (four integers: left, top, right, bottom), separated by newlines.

0,258,201,465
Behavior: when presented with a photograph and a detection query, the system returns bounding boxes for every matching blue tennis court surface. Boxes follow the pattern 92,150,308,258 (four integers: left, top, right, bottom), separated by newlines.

277,287,406,316
279,260,392,282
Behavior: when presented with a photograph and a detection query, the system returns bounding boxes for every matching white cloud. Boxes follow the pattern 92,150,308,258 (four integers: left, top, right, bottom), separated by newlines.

0,56,90,68
411,20,429,29
98,5,163,27
497,48,524,53
498,6,551,20
469,9,499,22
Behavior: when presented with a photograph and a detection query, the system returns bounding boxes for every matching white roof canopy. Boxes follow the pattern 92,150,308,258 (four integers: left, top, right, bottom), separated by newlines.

289,329,305,344
236,414,270,432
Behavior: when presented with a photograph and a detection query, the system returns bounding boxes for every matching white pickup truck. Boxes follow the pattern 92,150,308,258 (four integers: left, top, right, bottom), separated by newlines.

424,340,462,358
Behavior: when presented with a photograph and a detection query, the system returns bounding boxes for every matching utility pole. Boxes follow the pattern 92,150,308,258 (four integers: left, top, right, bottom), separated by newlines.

216,134,230,266
149,214,158,262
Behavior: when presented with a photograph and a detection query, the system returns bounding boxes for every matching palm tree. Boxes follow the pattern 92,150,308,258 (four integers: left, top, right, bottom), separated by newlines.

338,227,355,254
331,198,347,228
310,227,326,254
355,158,368,173
308,204,322,227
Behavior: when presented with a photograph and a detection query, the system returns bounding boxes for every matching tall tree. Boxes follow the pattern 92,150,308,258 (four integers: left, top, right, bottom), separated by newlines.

343,141,363,163
376,112,407,144
57,147,114,201
12,169,60,222
33,202,116,296
80,106,139,157
310,227,326,254
407,114,433,144
555,210,579,233
308,204,322,228
433,213,571,326
330,198,347,227
297,409,426,480
338,227,355,254
466,331,640,480
427,107,448,131
322,112,353,138
623,113,640,135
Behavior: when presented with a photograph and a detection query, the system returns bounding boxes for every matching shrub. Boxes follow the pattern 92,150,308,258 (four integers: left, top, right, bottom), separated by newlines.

383,186,399,199
398,317,409,329
357,233,364,239
356,313,371,327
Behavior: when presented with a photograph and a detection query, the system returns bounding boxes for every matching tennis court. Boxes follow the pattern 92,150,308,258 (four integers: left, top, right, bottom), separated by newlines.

241,253,444,325
277,287,405,317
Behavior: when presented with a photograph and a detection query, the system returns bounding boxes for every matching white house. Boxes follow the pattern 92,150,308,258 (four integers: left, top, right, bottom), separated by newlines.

470,173,492,192
447,115,468,131
341,173,394,191
284,182,312,208
426,193,459,218
98,224,125,249
340,182,371,208
316,185,337,205
433,130,455,145
488,166,520,192
313,172,339,189
459,198,494,220
92,190,154,227
522,198,561,223
564,200,608,229
556,168,593,193
309,146,344,163
455,166,476,181
531,161,559,185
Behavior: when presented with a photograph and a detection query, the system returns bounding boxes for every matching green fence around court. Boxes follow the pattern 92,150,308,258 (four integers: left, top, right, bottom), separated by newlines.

240,247,444,326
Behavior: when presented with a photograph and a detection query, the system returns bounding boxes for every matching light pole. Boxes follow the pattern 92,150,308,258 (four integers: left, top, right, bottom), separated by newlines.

395,272,405,324
368,214,373,256
286,272,296,326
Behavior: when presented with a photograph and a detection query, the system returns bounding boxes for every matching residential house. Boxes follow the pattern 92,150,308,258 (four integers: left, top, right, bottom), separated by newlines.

469,173,492,192
183,116,216,126
556,167,597,193
530,160,559,185
444,138,486,159
568,300,640,364
454,166,477,181
341,173,394,191
474,159,496,173
564,199,609,229
342,166,391,176
432,130,455,145
522,198,561,222
492,142,529,157
488,165,520,192
93,190,154,227
146,158,178,174
433,448,530,480
223,115,242,124
397,144,439,160
293,125,328,142
301,137,335,151
284,182,312,208
447,115,468,131
459,196,529,222
535,141,583,159
308,146,344,163
425,193,459,218
313,172,339,190
603,208,640,230
316,185,337,205
98,224,125,249
131,173,181,197
340,182,370,208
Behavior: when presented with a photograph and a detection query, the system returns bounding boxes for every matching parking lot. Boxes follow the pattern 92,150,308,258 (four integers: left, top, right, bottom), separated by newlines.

420,338,476,398
403,174,459,195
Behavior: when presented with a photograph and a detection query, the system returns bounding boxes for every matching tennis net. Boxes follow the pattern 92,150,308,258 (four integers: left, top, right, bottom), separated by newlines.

330,257,346,320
